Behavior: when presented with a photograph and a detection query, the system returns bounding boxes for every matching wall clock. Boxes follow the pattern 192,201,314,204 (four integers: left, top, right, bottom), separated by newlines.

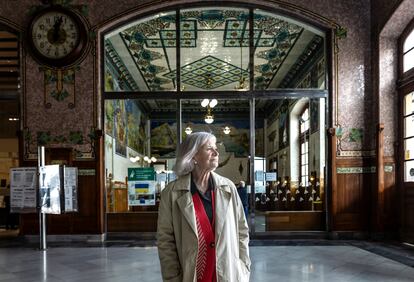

27,6,88,68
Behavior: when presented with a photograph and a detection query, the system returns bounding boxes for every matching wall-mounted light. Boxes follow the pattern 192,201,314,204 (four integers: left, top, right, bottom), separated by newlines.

8,117,19,121
223,126,231,135
185,126,192,135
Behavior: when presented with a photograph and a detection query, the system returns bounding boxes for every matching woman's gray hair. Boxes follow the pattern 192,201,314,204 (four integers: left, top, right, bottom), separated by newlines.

173,132,216,177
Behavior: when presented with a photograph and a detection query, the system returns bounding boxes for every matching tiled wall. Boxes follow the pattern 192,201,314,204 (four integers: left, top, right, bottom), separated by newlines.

0,0,381,157
377,0,414,156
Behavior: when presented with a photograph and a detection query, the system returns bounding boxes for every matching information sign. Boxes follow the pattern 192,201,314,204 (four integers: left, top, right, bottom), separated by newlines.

128,167,156,206
265,172,277,181
10,167,37,213
39,165,62,214
64,167,78,212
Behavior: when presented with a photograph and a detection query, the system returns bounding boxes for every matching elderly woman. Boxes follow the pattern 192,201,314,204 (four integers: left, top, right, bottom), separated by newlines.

157,132,250,282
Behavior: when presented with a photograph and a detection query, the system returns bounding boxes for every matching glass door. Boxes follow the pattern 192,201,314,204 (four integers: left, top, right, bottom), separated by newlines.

181,97,251,212
253,97,327,232
104,99,177,232
400,89,414,244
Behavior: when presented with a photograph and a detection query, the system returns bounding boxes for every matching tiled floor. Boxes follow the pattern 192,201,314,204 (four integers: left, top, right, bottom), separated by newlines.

0,242,413,282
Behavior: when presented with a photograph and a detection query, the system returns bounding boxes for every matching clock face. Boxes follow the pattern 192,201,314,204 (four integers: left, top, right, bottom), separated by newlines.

31,11,80,59
28,7,88,67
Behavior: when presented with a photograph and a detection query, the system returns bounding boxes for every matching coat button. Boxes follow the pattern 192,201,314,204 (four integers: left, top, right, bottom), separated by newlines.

210,242,215,248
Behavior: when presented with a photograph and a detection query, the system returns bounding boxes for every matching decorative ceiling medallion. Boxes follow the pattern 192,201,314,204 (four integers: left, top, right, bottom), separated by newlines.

164,55,248,89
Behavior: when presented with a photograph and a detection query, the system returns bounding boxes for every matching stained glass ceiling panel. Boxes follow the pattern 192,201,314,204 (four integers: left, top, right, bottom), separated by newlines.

103,7,326,92
105,11,177,92
254,9,325,90
179,7,250,91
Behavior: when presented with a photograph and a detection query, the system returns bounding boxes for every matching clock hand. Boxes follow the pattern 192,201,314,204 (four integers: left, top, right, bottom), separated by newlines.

52,16,63,42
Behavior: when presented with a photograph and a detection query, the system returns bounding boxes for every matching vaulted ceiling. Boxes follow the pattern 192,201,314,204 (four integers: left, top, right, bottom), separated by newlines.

104,8,325,93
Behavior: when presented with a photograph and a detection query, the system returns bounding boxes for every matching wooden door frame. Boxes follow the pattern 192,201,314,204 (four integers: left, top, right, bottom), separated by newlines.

397,82,414,242
397,19,414,243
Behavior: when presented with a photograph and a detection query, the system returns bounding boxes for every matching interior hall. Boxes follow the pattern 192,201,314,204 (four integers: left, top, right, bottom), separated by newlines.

0,0,414,281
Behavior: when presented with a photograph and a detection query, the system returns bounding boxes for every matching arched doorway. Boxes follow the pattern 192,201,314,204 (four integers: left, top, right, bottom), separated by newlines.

99,1,332,236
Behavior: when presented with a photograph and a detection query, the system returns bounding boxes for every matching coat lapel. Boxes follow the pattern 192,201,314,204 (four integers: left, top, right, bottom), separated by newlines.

175,175,198,237
212,172,232,241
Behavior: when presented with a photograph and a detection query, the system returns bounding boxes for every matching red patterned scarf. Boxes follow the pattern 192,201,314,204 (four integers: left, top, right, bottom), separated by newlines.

192,191,216,282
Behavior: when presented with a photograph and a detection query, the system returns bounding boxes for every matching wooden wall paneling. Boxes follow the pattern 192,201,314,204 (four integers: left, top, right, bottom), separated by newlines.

96,131,105,234
17,131,36,234
265,211,323,231
334,158,373,231
328,128,337,232
75,169,99,233
383,157,397,231
402,184,414,243
48,214,72,234
107,212,158,232
335,171,366,230
71,131,104,234
19,213,38,234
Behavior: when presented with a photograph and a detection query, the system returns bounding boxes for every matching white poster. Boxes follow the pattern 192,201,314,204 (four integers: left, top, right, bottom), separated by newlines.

39,165,62,214
64,167,78,212
10,167,37,213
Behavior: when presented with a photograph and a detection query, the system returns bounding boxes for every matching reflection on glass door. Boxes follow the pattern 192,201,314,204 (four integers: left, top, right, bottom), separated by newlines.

254,98,326,232
181,98,251,209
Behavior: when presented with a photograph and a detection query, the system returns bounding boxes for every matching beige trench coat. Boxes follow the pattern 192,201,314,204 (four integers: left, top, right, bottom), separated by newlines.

157,172,251,282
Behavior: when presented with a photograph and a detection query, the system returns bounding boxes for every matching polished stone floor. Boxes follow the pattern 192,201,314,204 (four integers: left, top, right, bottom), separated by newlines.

0,242,413,282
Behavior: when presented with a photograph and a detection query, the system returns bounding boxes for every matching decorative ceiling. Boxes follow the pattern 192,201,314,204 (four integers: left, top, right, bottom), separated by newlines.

164,55,249,90
104,7,325,92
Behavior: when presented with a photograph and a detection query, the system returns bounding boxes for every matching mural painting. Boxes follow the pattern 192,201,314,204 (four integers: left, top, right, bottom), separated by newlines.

114,100,127,157
125,100,146,155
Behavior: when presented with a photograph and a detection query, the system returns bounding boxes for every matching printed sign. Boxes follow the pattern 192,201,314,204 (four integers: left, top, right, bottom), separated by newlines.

265,172,277,181
64,167,78,212
10,167,37,213
39,165,62,214
128,167,156,206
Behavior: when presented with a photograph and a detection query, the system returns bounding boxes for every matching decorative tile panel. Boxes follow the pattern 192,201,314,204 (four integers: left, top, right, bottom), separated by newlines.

336,165,393,173
337,167,376,174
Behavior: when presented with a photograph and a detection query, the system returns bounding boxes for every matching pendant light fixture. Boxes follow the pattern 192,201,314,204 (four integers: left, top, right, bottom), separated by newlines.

201,99,217,124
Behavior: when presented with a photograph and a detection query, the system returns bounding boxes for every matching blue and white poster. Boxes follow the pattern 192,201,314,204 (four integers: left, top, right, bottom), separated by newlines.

127,167,156,206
